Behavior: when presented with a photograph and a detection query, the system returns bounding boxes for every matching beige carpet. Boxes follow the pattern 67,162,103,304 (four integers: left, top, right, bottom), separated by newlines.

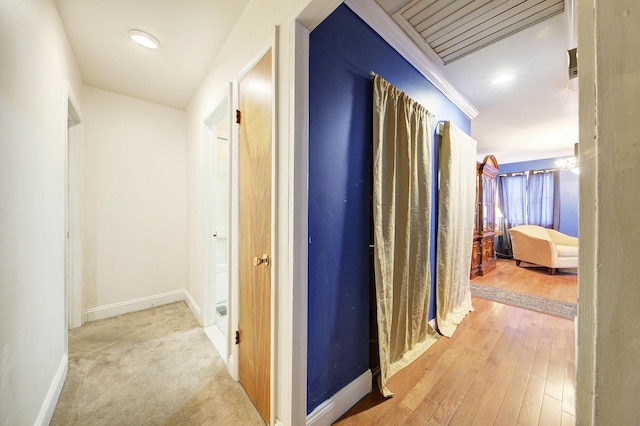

51,302,264,425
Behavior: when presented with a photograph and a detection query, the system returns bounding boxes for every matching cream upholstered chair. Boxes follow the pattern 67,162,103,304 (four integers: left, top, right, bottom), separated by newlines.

508,225,578,274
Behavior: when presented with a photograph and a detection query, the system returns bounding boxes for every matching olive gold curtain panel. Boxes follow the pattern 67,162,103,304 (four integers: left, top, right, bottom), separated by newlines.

435,122,476,337
372,75,438,397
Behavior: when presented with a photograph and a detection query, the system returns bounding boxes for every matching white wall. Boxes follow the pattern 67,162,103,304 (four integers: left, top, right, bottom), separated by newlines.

83,86,186,311
0,0,82,423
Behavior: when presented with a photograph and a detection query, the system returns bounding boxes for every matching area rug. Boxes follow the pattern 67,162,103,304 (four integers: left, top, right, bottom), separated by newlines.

470,284,577,320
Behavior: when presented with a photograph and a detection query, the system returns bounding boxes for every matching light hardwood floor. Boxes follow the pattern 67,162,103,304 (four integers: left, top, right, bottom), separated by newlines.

473,258,577,304
335,260,577,425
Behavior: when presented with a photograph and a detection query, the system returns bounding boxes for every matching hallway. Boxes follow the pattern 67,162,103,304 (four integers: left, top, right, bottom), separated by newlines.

51,303,262,425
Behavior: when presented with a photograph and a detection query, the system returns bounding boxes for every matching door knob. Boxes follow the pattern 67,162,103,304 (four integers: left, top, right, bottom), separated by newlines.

253,254,270,267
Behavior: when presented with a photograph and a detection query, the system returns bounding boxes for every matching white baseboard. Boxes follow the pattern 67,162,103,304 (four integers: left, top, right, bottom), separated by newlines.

184,289,202,325
86,290,185,322
35,353,68,426
306,369,372,426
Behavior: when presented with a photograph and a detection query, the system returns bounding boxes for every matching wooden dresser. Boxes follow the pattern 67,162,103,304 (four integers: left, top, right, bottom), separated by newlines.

471,155,499,278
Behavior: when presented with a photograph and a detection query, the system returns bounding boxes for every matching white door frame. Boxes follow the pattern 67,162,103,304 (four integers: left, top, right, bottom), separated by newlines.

202,92,233,335
66,83,84,332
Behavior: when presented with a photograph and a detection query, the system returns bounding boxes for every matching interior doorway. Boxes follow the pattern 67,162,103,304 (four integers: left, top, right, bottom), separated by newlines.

203,97,232,362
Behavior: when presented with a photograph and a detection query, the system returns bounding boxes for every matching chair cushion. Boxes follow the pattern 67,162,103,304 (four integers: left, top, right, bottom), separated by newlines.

556,244,578,257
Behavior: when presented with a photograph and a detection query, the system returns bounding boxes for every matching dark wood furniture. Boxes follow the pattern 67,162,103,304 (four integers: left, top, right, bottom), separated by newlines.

471,155,499,278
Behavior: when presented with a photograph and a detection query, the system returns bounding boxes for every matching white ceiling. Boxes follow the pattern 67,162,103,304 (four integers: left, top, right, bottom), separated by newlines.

55,0,578,163
55,0,250,109
443,11,578,163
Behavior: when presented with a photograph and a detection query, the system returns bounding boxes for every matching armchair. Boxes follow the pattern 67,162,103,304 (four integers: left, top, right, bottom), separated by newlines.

509,225,578,274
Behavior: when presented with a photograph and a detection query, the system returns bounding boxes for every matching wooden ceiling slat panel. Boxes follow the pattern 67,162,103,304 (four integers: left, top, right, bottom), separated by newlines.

401,0,438,21
429,0,534,48
413,0,475,35
414,0,495,38
407,0,456,26
420,0,509,43
431,0,557,50
391,0,564,63
439,2,564,62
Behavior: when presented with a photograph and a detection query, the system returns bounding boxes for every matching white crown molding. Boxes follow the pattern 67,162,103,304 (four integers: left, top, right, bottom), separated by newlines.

344,0,479,119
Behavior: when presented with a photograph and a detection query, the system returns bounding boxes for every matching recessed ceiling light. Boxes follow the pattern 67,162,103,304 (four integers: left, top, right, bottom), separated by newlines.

128,29,160,49
492,74,514,85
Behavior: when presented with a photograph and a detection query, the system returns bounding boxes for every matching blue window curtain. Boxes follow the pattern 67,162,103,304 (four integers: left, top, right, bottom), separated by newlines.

497,173,527,257
527,170,560,229
497,169,560,257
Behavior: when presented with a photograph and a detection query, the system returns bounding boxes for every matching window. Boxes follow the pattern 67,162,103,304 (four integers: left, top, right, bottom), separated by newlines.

496,169,559,257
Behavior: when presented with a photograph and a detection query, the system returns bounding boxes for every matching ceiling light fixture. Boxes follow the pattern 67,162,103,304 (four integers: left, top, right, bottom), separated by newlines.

492,74,514,84
128,29,160,49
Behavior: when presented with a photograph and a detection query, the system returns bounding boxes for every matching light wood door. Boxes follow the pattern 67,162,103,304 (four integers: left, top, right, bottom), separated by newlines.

238,48,272,424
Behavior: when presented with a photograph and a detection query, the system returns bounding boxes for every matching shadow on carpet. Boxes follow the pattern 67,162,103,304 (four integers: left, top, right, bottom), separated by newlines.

470,284,577,320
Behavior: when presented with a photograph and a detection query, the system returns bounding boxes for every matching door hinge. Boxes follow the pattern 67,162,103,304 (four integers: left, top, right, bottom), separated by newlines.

235,329,240,345
236,109,241,124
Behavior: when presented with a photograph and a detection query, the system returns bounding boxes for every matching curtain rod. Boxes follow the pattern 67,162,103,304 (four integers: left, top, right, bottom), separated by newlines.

370,70,436,118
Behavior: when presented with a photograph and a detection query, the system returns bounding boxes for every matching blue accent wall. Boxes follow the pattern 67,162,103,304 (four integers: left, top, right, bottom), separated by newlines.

307,4,470,413
499,157,579,237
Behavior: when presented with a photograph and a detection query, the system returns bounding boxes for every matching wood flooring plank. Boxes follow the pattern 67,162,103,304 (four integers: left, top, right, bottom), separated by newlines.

471,313,528,425
381,401,412,426
422,347,483,404
394,348,458,414
422,345,493,425
403,398,438,425
562,410,576,426
552,317,568,351
466,302,509,353
566,320,576,362
563,359,576,416
539,394,563,426
494,315,538,424
531,316,554,377
516,373,546,425
448,380,490,425
545,347,566,401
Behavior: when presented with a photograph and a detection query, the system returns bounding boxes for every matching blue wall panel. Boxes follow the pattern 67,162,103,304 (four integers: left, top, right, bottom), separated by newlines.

499,157,579,237
308,4,470,413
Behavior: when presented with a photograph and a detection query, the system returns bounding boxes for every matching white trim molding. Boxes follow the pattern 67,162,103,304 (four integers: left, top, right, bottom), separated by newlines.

35,353,68,426
344,0,479,119
306,369,372,426
184,289,202,325
85,290,185,322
